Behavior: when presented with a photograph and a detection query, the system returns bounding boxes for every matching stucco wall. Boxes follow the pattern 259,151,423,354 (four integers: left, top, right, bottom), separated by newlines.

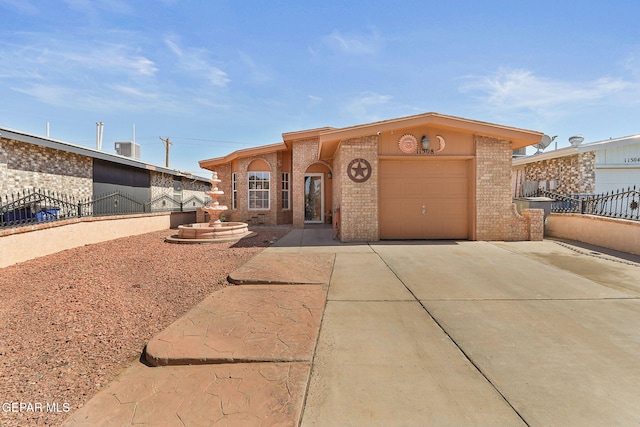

0,136,92,198
546,213,640,256
0,213,171,268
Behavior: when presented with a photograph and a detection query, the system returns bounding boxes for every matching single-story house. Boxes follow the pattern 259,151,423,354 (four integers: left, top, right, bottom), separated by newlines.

0,126,211,211
200,112,545,242
512,134,640,197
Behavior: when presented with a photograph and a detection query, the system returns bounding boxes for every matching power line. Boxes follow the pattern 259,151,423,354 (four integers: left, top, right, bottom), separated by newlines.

165,136,254,146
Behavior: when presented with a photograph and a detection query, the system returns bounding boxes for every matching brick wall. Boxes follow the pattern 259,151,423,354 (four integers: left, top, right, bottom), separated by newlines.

332,146,343,233
276,151,293,225
475,135,541,240
1,137,92,198
214,155,292,226
224,153,280,225
336,135,379,242
521,152,596,195
292,139,320,228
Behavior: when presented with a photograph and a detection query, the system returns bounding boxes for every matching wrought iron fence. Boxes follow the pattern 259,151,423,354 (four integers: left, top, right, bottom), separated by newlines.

1,189,78,228
536,186,639,221
80,191,146,217
535,190,582,213
1,188,210,229
582,186,640,220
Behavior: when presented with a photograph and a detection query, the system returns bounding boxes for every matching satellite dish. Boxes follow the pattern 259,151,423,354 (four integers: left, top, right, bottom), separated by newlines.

533,134,555,154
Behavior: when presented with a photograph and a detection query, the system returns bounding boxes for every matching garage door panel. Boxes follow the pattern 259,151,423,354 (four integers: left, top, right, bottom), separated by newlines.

380,160,470,240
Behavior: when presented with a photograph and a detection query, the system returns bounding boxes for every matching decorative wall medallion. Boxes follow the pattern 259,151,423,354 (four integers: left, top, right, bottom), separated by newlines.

435,135,446,152
398,134,417,154
347,158,372,183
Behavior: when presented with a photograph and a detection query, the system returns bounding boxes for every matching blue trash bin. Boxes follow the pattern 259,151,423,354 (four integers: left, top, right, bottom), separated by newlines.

35,208,60,222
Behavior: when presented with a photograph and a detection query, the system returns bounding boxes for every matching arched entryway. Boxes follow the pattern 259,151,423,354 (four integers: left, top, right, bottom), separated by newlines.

304,162,333,224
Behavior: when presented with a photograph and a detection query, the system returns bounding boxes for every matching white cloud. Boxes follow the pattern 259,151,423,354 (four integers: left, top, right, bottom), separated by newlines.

164,37,230,87
0,37,158,79
62,0,134,16
341,92,392,122
12,84,75,107
320,29,381,56
238,51,273,83
206,68,230,87
108,84,159,99
308,95,323,102
460,68,636,117
1,36,168,112
0,0,38,14
165,39,182,56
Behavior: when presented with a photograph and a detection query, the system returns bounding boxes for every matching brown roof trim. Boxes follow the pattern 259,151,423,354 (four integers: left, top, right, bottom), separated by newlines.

317,112,544,159
199,142,287,170
282,127,335,143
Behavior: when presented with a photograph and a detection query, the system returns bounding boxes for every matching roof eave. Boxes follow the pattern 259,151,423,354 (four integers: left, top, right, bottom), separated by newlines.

0,126,210,181
317,112,544,158
199,142,287,170
512,146,579,166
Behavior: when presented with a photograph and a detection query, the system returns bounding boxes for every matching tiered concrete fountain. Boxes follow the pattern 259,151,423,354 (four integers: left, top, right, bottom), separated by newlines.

167,172,253,243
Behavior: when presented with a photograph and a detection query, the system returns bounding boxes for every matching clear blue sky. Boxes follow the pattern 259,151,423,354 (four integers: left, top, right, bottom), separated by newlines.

2,0,640,175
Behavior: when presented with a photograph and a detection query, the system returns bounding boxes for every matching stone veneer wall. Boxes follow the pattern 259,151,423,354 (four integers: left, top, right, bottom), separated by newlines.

150,172,210,200
475,136,538,241
181,176,211,203
336,135,379,242
523,152,596,195
150,172,175,199
0,137,92,198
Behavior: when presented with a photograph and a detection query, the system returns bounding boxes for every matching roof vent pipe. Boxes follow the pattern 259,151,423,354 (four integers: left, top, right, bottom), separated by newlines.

96,122,104,150
569,135,584,147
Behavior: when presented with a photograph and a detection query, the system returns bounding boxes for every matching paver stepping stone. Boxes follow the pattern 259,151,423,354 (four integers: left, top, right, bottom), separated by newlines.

63,362,309,427
228,253,334,284
146,285,326,366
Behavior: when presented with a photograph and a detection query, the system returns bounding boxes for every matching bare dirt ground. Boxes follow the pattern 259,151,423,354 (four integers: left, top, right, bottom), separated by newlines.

0,226,291,427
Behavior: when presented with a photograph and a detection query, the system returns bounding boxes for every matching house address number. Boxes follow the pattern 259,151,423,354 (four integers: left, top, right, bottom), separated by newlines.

624,157,640,163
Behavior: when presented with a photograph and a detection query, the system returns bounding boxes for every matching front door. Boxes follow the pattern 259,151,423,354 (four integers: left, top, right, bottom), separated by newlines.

304,174,324,223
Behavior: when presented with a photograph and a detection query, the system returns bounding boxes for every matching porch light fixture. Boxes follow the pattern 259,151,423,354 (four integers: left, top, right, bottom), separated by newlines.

328,171,332,179
421,135,430,150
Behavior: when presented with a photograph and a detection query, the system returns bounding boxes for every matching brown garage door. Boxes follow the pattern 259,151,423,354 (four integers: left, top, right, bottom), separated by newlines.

379,160,470,239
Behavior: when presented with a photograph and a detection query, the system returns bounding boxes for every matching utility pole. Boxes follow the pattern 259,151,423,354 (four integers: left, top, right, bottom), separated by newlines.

159,137,172,167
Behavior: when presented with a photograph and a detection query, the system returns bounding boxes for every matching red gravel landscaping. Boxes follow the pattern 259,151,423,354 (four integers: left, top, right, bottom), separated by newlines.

0,226,291,427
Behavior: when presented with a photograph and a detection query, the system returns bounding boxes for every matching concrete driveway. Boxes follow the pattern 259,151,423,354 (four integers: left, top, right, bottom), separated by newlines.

64,228,640,426
285,230,640,426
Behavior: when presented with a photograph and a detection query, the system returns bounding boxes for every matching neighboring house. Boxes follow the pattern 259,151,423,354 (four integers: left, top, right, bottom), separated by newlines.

200,112,545,242
512,134,640,196
0,126,211,211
